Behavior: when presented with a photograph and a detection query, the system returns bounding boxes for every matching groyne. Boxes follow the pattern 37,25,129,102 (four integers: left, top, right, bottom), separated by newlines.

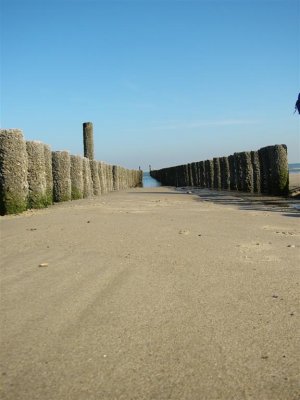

150,145,289,196
0,124,143,215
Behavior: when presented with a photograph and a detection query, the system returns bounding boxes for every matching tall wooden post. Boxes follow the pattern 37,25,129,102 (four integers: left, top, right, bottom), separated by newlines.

83,122,94,160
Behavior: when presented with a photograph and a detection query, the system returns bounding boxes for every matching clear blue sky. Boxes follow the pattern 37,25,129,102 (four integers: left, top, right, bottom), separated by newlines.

1,0,299,170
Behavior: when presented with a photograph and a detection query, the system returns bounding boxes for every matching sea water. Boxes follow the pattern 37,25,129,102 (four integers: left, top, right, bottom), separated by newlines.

289,163,300,174
142,172,161,187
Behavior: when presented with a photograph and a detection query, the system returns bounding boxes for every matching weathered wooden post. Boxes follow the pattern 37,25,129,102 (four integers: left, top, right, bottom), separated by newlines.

228,155,237,191
70,155,84,200
234,152,253,192
160,168,165,185
82,157,93,198
113,165,119,191
98,162,107,194
187,164,192,186
258,146,271,194
174,166,178,187
259,145,288,195
241,152,253,192
120,167,124,190
220,157,230,190
251,151,261,193
199,161,205,188
123,168,128,189
139,169,143,187
108,165,114,192
0,129,28,215
164,168,169,186
205,160,214,189
234,153,243,191
83,122,94,160
195,161,201,187
26,141,48,208
169,166,174,186
270,145,289,195
177,165,183,186
90,160,101,195
191,162,198,186
213,157,221,189
183,164,189,186
103,163,109,192
44,144,53,205
52,151,72,202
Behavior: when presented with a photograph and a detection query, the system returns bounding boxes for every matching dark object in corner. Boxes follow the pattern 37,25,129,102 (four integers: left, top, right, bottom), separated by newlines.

295,93,300,114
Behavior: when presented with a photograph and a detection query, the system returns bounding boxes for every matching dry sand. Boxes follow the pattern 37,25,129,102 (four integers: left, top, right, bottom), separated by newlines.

0,185,299,400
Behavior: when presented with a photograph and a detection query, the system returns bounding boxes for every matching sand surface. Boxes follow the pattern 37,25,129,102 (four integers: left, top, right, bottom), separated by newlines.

289,173,300,190
1,186,299,400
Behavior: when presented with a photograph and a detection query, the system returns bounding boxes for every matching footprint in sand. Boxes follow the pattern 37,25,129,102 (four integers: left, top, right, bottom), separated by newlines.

178,230,190,235
263,226,300,236
238,242,280,264
275,231,296,236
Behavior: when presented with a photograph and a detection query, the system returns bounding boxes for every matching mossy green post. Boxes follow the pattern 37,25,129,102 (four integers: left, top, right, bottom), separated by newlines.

70,155,84,200
150,144,289,197
0,129,28,215
26,141,48,209
52,151,71,202
259,145,289,195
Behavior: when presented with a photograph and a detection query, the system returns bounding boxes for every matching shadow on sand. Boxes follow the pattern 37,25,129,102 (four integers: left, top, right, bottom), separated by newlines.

128,187,300,216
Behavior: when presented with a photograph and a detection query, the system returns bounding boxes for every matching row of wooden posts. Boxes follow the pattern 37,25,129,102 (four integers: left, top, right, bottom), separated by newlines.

0,124,143,215
150,144,289,196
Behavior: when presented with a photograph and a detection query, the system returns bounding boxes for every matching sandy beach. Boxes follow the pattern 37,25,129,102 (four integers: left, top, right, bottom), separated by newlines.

289,173,300,194
0,185,299,400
